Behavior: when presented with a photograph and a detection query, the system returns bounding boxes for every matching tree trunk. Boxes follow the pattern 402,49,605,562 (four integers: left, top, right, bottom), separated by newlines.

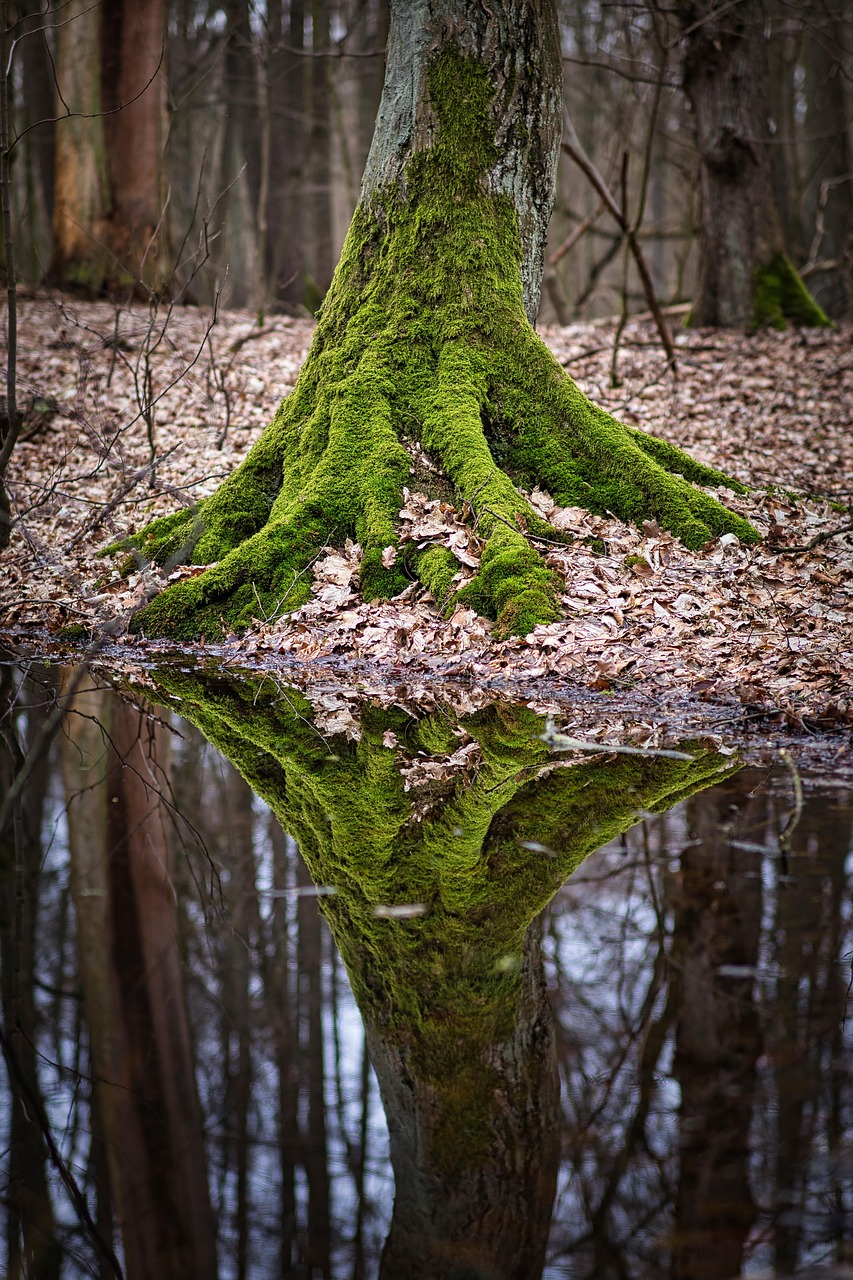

801,13,852,318
681,0,828,329
122,0,759,645
13,0,56,278
142,668,740,1280
371,925,560,1280
61,675,218,1280
51,0,168,292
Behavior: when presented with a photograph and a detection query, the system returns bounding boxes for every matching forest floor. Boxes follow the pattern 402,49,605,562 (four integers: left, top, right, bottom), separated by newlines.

2,292,853,746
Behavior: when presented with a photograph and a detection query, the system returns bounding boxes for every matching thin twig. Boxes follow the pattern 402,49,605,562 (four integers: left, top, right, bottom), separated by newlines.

479,504,570,548
547,199,606,268
561,125,677,371
771,521,853,554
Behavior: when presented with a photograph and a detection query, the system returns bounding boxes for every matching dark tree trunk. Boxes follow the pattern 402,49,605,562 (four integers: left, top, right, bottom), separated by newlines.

371,925,560,1280
801,13,852,317
681,0,827,329
670,782,764,1280
266,0,307,308
126,0,758,644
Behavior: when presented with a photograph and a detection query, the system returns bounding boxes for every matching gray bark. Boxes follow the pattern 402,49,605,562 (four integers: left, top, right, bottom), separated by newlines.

681,0,785,325
362,0,562,322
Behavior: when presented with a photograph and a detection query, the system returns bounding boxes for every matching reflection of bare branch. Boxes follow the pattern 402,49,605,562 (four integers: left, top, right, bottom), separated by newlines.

0,1022,125,1277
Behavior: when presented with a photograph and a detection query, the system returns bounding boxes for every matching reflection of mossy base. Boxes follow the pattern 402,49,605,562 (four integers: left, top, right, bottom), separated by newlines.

114,50,758,643
752,252,830,331
149,666,739,1172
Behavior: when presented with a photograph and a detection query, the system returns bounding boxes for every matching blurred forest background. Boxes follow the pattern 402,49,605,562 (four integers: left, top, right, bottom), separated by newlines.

7,0,853,324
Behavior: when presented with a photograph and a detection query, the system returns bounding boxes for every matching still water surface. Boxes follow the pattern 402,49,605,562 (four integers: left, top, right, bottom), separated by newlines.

1,658,851,1279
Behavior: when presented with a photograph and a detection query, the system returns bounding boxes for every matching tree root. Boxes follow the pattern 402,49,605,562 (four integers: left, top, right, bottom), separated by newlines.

109,48,759,644
111,322,759,642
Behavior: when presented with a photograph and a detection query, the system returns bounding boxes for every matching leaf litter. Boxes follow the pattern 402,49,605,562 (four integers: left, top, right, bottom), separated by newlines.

2,296,852,740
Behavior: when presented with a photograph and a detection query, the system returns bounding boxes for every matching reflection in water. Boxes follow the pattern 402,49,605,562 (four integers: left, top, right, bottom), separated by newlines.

0,659,851,1279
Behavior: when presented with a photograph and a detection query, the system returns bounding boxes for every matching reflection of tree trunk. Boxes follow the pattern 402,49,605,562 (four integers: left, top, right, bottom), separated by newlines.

218,763,257,1280
670,782,764,1280
61,675,217,1280
266,818,299,1275
771,801,852,1273
374,922,560,1280
0,665,63,1280
148,669,738,1280
298,852,332,1277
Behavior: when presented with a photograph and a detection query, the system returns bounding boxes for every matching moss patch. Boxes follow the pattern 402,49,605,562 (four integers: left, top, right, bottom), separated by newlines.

113,48,759,643
752,252,830,331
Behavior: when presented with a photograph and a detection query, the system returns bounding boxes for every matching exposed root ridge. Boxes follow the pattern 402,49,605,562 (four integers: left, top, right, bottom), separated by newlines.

112,47,759,644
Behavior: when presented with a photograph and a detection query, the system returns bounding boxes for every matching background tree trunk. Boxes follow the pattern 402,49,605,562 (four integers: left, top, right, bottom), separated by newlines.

51,0,168,291
801,10,852,317
51,0,110,288
681,0,826,328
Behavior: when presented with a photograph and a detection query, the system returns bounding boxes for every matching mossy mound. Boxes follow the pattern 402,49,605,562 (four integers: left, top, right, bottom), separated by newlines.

113,50,759,643
752,252,830,331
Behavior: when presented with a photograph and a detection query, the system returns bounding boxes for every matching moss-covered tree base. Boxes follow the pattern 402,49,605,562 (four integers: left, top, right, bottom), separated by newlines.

752,251,831,331
113,50,759,643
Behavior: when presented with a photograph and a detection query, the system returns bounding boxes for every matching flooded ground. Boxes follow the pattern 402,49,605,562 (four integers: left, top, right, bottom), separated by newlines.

1,651,851,1279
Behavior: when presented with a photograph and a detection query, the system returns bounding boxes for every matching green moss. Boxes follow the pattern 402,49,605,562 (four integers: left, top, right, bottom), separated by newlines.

624,554,647,569
55,622,89,641
143,667,740,1174
115,46,760,642
414,545,458,611
752,252,830,331
413,711,460,756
